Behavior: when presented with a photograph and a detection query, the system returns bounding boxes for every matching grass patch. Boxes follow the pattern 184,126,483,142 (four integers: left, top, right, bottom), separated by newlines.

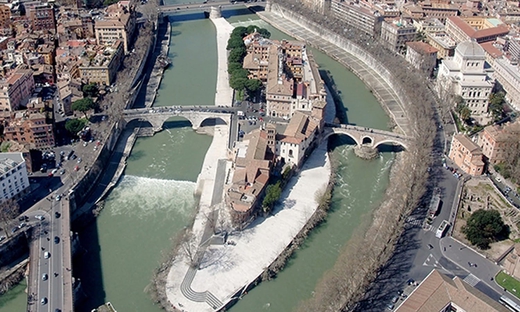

496,271,520,298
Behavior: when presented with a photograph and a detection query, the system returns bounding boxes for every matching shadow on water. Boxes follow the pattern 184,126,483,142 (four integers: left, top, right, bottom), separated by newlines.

74,220,106,311
320,69,349,124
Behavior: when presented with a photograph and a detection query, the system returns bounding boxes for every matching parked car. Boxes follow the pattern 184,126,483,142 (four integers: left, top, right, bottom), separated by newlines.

44,251,50,259
54,236,60,244
42,273,48,281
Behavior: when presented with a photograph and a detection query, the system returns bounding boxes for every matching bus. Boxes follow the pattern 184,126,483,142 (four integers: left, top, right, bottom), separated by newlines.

436,220,450,238
500,296,520,312
428,193,441,219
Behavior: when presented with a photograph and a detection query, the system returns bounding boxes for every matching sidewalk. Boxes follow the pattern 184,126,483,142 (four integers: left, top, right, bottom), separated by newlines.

211,17,234,107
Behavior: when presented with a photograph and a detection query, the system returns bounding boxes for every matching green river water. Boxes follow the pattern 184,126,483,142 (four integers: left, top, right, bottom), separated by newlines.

0,8,395,312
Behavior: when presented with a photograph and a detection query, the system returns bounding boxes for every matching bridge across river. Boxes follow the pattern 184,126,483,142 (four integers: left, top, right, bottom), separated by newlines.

159,0,265,13
123,105,235,131
323,123,412,150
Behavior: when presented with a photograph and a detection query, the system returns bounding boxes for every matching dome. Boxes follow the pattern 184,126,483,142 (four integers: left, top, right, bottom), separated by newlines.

455,40,485,58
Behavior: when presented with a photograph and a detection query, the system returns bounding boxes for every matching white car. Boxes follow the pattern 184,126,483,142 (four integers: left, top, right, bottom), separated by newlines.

44,251,50,259
51,169,58,174
42,273,48,281
35,215,44,221
56,195,61,201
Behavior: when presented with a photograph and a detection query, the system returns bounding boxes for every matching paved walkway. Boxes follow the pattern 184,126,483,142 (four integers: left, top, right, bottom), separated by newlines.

211,17,235,107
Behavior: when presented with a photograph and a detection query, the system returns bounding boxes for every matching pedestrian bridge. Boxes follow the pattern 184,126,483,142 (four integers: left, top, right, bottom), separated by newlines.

122,106,232,131
323,123,412,150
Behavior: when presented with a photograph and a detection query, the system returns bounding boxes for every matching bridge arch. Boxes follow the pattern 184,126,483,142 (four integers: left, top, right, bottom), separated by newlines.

361,136,373,145
198,116,229,128
321,130,361,146
373,139,409,151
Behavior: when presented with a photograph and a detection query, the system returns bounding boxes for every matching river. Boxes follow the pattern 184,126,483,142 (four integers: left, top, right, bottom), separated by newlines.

0,7,395,312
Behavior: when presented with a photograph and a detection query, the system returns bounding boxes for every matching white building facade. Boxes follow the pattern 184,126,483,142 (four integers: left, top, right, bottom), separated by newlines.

437,40,494,122
0,153,29,200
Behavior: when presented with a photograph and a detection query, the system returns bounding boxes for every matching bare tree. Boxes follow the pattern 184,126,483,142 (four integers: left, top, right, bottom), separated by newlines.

0,199,20,238
181,230,201,268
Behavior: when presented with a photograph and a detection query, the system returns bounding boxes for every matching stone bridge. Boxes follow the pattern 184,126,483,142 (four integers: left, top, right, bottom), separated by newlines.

122,106,233,131
323,123,412,151
159,0,265,13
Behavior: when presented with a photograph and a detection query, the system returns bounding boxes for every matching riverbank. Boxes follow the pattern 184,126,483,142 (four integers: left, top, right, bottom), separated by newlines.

212,17,235,107
144,19,172,108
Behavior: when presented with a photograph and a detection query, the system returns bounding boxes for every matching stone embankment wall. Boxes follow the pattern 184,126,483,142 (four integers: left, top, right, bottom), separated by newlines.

265,4,413,135
0,232,29,268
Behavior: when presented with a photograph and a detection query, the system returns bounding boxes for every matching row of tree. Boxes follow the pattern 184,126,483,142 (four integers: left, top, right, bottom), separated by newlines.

227,26,269,97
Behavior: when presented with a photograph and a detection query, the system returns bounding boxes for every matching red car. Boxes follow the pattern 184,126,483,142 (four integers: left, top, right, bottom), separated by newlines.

74,166,79,171
48,172,53,177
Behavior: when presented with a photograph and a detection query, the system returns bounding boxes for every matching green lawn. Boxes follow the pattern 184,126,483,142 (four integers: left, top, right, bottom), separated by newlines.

496,271,520,299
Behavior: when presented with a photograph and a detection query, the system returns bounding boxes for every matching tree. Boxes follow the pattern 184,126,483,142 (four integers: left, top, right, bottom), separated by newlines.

262,182,282,214
257,28,271,39
456,102,471,122
245,79,263,92
462,209,509,249
226,36,245,50
228,47,246,63
82,83,99,98
65,118,88,136
72,98,95,117
0,199,19,238
231,26,247,38
488,92,505,121
230,77,248,91
228,62,243,74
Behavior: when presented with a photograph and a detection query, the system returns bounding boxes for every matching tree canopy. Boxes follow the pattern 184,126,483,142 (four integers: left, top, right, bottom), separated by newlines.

65,118,88,136
72,98,95,117
82,83,99,98
262,182,282,214
462,209,509,249
456,102,471,122
488,92,505,122
0,199,19,238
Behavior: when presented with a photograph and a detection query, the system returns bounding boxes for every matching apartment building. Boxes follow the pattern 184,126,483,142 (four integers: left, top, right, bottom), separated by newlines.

79,40,124,85
405,41,438,76
413,18,445,34
427,32,456,59
380,18,417,55
0,152,30,200
94,2,136,54
0,67,36,111
330,0,383,35
29,4,55,32
2,111,55,149
448,134,484,175
477,121,520,165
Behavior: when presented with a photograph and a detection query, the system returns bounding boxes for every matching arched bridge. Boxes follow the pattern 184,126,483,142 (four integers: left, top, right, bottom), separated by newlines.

159,0,265,13
123,106,233,131
323,123,412,150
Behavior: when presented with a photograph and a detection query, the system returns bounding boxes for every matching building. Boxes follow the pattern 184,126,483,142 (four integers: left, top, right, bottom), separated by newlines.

405,41,438,76
275,110,320,167
0,67,36,111
448,134,484,175
396,269,509,312
79,40,124,85
427,32,456,59
227,127,273,226
94,2,136,54
437,41,494,121
413,18,445,34
0,152,30,200
0,4,10,29
1,111,55,149
380,18,417,55
29,4,55,32
490,58,520,111
330,1,383,35
242,35,326,120
420,3,459,22
446,16,509,44
477,121,520,165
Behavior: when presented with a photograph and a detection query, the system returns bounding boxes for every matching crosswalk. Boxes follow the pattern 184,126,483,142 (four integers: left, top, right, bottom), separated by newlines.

463,274,480,287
